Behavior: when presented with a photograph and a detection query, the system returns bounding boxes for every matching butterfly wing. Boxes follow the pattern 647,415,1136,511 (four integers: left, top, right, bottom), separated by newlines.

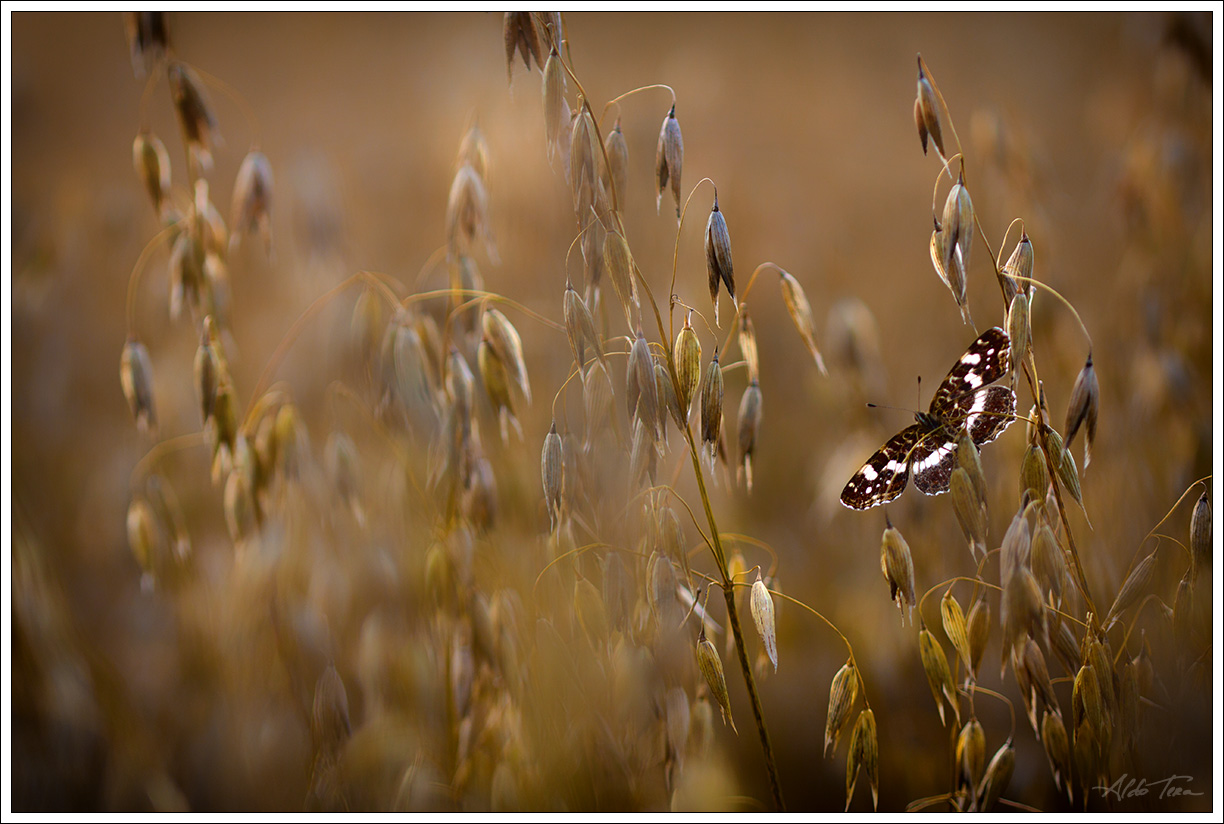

953,384,1017,446
929,327,1012,414
910,426,959,495
840,424,925,510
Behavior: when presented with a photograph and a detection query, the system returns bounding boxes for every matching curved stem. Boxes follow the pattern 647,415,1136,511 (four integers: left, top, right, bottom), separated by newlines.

718,261,781,359
768,589,868,709
1007,274,1093,350
964,683,1017,741
129,431,206,492
126,222,180,337
600,83,676,124
721,533,780,580
427,288,565,334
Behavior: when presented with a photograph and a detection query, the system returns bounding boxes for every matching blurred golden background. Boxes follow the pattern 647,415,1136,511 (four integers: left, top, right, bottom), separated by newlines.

9,11,1215,812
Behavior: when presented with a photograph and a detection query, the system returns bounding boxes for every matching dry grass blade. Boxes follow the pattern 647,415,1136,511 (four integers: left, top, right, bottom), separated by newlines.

778,269,828,375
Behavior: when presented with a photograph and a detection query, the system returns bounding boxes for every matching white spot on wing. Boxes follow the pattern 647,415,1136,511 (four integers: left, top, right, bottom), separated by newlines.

862,465,878,480
914,443,955,472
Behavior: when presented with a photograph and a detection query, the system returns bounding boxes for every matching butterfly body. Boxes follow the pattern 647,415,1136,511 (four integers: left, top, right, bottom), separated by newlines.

840,327,1016,510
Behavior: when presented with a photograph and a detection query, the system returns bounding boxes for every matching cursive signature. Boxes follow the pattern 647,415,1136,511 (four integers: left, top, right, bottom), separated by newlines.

1094,773,1204,802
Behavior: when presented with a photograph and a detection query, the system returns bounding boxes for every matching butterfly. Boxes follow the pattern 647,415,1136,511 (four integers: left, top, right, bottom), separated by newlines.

840,327,1016,510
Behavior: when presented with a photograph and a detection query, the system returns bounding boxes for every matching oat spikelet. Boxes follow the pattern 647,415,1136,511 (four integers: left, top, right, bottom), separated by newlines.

696,630,736,733
121,337,157,434
604,118,629,211
1107,551,1157,623
880,515,916,623
951,467,987,561
563,279,604,380
919,628,960,727
133,132,171,219
124,12,168,79
655,104,683,218
168,62,219,175
503,11,544,84
999,232,1034,306
778,269,828,375
627,327,660,443
445,164,495,262
941,591,972,674
230,150,274,256
1190,488,1211,581
541,420,563,531
541,47,567,161
1041,709,1072,802
1063,352,1099,468
967,599,990,677
750,574,777,672
956,717,986,797
673,313,701,421
603,229,639,330
977,741,1015,811
736,380,762,492
845,709,878,811
824,661,858,757
126,497,160,592
914,56,944,157
700,349,724,467
482,308,531,405
704,191,736,327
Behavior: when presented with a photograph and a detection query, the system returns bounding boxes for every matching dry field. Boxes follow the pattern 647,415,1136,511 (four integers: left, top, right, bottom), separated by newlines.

8,11,1217,812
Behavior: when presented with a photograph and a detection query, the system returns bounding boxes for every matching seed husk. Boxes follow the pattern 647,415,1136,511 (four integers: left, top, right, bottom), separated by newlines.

736,380,762,492
604,118,629,211
503,11,544,83
1107,550,1157,623
700,350,724,467
1190,488,1211,581
230,150,274,256
1041,709,1072,802
845,708,878,811
312,665,352,753
541,420,563,531
1006,291,1030,369
126,497,161,591
919,628,960,727
541,47,567,161
824,661,858,757
1064,352,1099,468
999,232,1034,306
145,474,190,567
482,308,531,405
627,328,660,442
133,131,171,218
880,517,916,623
940,176,975,326
1172,571,1194,645
778,269,828,375
951,467,987,560
956,717,986,796
569,104,598,216
582,360,614,447
168,62,218,174
1020,444,1048,504
1002,567,1046,659
673,314,702,421
1031,523,1066,600
750,574,778,672
696,630,735,733
977,740,1015,812
121,337,157,434
704,192,736,327
655,358,683,436
941,591,972,673
223,464,255,542
603,229,639,330
1016,638,1057,734
655,104,683,218
967,599,990,676
915,58,944,157
478,337,518,443
124,11,169,78
1072,663,1105,739
563,279,605,380
446,163,496,263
